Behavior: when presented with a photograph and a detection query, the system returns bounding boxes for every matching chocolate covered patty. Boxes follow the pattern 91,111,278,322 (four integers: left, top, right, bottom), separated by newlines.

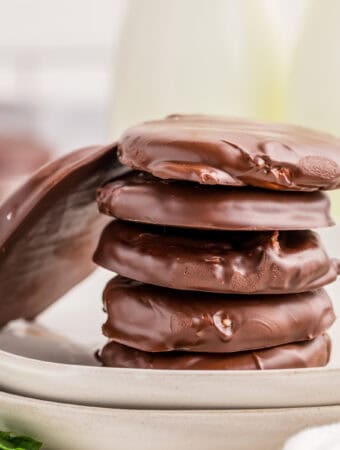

97,172,333,230
102,277,335,353
100,333,331,370
94,221,339,294
0,144,125,326
118,115,340,191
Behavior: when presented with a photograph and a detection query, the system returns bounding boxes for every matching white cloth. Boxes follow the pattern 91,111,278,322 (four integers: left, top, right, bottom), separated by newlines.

283,423,340,450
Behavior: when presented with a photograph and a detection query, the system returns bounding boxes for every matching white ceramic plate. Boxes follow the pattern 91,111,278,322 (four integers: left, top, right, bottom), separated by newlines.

0,270,339,410
1,391,340,450
0,228,339,410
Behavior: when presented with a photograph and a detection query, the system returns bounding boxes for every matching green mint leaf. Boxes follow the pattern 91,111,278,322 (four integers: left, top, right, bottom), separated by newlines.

0,431,42,450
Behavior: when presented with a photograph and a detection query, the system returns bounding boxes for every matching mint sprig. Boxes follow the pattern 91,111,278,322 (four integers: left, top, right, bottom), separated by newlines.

0,431,42,450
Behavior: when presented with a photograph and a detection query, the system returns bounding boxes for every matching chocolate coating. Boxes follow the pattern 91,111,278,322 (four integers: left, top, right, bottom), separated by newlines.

0,145,129,326
102,277,335,353
94,221,339,294
100,334,331,370
97,172,334,230
118,115,340,191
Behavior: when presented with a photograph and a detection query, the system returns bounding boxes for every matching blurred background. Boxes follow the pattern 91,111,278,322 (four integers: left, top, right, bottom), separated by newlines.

0,0,339,210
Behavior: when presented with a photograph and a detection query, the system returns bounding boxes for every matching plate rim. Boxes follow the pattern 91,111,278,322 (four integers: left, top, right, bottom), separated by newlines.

1,346,338,376
2,345,340,411
2,389,340,414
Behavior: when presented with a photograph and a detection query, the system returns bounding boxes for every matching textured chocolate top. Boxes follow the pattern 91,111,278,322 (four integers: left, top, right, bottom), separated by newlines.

118,115,340,191
102,277,335,353
100,334,331,370
94,221,339,294
97,172,334,230
0,144,129,326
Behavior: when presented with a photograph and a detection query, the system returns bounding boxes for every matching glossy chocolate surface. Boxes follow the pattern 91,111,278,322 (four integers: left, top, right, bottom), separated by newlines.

97,172,334,230
102,277,335,353
0,145,129,326
100,333,331,370
118,115,340,191
95,221,339,294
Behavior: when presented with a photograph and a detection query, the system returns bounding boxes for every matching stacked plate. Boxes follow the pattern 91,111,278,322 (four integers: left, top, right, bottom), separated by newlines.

0,264,339,450
1,117,340,450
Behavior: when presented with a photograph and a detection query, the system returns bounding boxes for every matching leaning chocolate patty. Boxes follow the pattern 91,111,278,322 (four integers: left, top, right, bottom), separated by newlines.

97,172,333,230
102,277,335,354
118,115,340,191
94,221,339,294
100,334,331,370
0,144,126,326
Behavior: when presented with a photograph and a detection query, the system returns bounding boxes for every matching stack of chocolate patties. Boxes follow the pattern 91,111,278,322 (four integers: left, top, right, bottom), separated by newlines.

94,115,340,370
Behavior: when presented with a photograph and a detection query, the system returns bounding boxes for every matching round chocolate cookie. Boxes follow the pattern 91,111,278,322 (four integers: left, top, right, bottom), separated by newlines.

100,334,331,370
0,144,123,327
118,115,340,191
94,221,339,294
102,277,335,354
97,172,334,230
